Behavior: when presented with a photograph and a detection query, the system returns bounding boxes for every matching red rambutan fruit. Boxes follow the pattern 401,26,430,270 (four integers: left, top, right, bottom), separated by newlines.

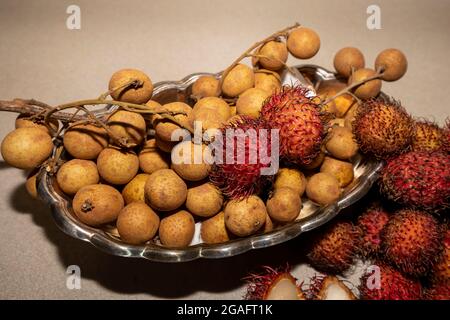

359,264,422,300
431,228,450,284
424,283,450,300
380,151,450,213
261,85,326,165
382,209,444,277
357,204,390,257
307,275,356,300
411,120,444,152
353,97,414,159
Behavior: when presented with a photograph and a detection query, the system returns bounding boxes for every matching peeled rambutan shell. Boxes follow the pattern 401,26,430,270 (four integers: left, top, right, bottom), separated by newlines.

309,275,356,300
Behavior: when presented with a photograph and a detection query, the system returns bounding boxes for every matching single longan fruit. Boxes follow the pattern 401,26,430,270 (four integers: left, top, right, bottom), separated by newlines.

201,211,230,244
144,169,187,211
254,71,281,95
159,210,195,248
192,75,220,98
97,147,139,185
117,201,159,244
258,41,289,71
287,27,320,59
25,171,39,199
320,157,354,187
109,68,153,104
333,47,365,78
107,110,147,146
266,187,301,223
190,97,231,130
375,48,408,81
121,173,150,204
274,168,307,196
348,68,382,99
171,141,211,181
305,173,341,205
56,159,100,195
73,184,124,226
224,195,267,237
138,139,170,174
63,123,108,160
221,64,255,97
1,127,53,170
154,102,192,141
186,182,223,217
325,126,358,160
236,88,270,118
15,114,59,134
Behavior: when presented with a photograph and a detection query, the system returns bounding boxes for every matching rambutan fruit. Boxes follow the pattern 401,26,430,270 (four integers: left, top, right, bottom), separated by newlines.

209,116,274,199
431,228,449,284
243,266,305,300
411,120,444,152
353,97,413,159
380,151,450,213
306,221,360,274
357,204,390,257
359,264,422,300
261,85,327,165
382,209,443,277
424,283,450,300
308,275,356,300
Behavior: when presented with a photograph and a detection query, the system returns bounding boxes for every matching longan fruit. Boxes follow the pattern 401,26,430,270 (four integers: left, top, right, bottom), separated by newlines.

154,102,192,141
117,201,160,244
144,169,187,211
221,64,255,97
56,159,100,195
348,68,382,99
192,75,220,98
1,127,53,170
254,71,281,95
107,110,147,146
97,147,139,185
302,149,326,170
258,41,289,71
63,123,108,160
320,157,354,187
333,47,365,78
159,210,195,248
274,168,307,196
236,88,270,118
287,27,320,59
15,114,59,134
25,171,39,200
171,141,211,181
325,126,358,160
344,103,359,130
266,187,301,223
186,182,223,217
305,173,341,205
155,135,177,153
263,214,274,233
190,97,231,130
108,68,153,104
73,184,124,226
201,211,230,244
375,48,408,81
224,195,267,237
121,173,150,204
138,139,169,174
144,99,163,125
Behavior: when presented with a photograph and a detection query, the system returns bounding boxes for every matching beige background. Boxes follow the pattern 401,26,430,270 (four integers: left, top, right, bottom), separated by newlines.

0,0,448,299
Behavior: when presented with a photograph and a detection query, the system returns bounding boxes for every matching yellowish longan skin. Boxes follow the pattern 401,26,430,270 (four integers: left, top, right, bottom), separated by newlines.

287,27,320,59
186,182,223,217
96,147,139,185
375,48,407,81
154,102,192,141
236,88,270,118
190,97,231,130
305,173,341,205
138,139,170,174
15,114,59,134
320,157,354,187
121,173,151,204
221,64,255,97
159,210,195,248
266,187,301,223
254,71,281,95
201,211,230,244
1,127,53,170
224,195,267,237
258,41,289,71
107,110,147,146
333,47,365,78
25,171,39,200
117,201,160,244
192,75,220,98
348,68,382,99
63,123,108,160
171,141,211,181
155,135,177,153
274,168,307,196
325,127,358,160
56,159,100,195
108,68,153,104
144,169,187,211
73,184,124,226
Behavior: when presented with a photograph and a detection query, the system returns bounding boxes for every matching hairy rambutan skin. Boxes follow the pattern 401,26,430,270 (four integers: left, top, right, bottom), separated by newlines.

431,228,449,284
353,97,414,160
424,283,450,300
382,210,444,277
357,204,390,257
411,120,444,152
261,85,326,165
359,264,422,300
380,151,450,213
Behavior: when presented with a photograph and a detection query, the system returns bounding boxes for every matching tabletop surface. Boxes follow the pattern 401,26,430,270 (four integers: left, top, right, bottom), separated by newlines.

0,0,449,299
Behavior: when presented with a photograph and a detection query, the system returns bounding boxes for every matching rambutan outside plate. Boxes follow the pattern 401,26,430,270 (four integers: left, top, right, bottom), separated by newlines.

37,65,384,262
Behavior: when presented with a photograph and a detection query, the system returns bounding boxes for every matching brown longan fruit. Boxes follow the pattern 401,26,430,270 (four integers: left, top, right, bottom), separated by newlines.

190,97,231,130
108,68,153,104
236,88,270,118
25,171,39,199
266,187,301,223
154,102,192,141
348,68,382,99
224,195,267,237
155,135,177,153
274,168,307,196
301,149,326,170
63,123,108,160
117,201,160,244
375,48,408,81
201,211,230,244
171,141,211,181
144,169,187,211
138,139,170,174
186,182,223,217
97,147,139,185
287,27,320,59
56,159,100,195
121,173,150,204
305,173,341,205
1,127,53,170
254,71,281,95
325,126,358,160
258,41,289,71
107,110,147,146
192,75,220,98
320,157,354,187
159,210,195,248
333,47,365,78
73,184,124,226
15,114,59,134
221,64,255,97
